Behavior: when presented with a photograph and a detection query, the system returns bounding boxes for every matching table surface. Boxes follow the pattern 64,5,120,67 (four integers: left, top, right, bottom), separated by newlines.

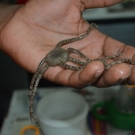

1,86,134,135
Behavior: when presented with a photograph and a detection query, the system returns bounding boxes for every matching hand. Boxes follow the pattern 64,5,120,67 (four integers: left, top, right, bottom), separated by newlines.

0,0,134,88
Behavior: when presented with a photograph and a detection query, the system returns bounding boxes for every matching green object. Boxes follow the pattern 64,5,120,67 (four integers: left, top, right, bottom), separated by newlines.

91,99,135,130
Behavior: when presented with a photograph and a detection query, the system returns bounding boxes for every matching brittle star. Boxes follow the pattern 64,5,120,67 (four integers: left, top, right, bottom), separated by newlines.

28,23,135,135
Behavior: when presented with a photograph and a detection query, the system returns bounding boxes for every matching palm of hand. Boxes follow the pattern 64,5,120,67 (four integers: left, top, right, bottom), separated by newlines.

1,0,135,88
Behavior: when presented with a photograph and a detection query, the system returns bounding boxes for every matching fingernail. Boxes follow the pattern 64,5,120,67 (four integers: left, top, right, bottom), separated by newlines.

87,70,103,86
95,70,103,78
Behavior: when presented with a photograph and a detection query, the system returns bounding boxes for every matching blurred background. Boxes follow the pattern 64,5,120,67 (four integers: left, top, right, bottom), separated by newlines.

0,0,135,134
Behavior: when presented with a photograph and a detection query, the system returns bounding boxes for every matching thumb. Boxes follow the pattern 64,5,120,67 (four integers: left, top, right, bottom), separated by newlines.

81,0,124,9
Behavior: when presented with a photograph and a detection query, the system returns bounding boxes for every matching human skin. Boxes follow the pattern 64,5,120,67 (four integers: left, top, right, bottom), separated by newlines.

0,0,135,88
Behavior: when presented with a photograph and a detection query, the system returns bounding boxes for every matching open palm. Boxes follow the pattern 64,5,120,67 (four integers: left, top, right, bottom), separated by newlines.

1,0,135,88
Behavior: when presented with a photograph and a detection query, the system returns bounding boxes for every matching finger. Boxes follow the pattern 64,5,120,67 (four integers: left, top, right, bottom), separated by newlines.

117,45,135,60
55,61,104,88
104,36,135,59
44,66,64,83
81,0,123,9
45,67,83,88
95,63,131,87
125,55,135,84
78,61,104,86
127,66,135,84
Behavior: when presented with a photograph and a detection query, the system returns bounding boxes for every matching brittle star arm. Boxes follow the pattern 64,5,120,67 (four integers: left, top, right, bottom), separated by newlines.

29,64,49,102
58,48,91,70
29,65,49,111
29,58,48,103
67,48,91,62
56,23,98,48
93,53,123,68
29,108,45,135
105,59,135,70
29,63,49,135
29,58,46,91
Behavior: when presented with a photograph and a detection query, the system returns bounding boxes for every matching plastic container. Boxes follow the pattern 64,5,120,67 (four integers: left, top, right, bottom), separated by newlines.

36,90,89,135
91,85,135,130
114,85,135,114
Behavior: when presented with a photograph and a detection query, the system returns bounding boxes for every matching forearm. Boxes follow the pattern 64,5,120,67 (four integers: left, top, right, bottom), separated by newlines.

0,4,21,31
